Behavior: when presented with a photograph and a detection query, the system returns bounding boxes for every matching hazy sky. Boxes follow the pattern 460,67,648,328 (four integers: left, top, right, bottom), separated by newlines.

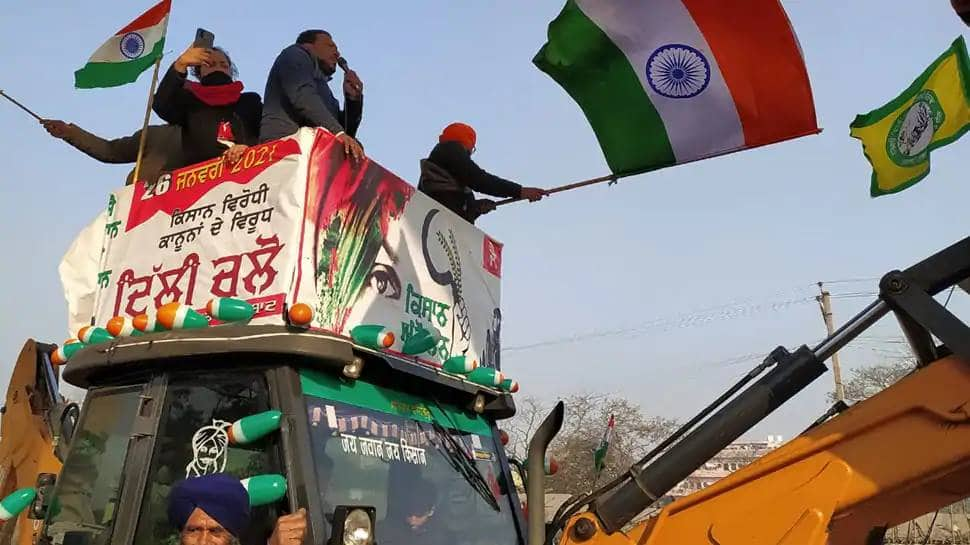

1,1,968,439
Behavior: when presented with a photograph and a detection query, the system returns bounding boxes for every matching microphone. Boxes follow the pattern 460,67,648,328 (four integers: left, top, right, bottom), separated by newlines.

336,56,359,132
337,56,361,95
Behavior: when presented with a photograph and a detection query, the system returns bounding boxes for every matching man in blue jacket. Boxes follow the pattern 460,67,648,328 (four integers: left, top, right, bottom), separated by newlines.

261,30,364,162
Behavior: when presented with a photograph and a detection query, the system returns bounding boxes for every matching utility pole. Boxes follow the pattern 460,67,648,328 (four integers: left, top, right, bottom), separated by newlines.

817,282,846,402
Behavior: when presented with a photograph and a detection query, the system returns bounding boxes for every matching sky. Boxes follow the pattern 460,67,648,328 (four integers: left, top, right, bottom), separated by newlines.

1,1,969,440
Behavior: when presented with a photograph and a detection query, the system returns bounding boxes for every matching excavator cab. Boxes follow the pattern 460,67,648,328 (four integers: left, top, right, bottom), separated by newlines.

38,327,525,545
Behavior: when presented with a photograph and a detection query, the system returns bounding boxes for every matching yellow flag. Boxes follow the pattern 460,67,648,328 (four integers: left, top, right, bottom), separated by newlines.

850,36,970,197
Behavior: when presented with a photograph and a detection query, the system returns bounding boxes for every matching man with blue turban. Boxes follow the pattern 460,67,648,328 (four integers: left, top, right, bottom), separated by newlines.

168,474,306,545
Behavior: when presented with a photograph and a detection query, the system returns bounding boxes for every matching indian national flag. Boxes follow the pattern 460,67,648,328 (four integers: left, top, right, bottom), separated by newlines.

850,37,970,197
534,0,819,177
74,0,171,89
593,413,614,473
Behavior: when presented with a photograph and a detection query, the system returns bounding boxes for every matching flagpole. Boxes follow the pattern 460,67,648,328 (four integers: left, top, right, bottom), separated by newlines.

494,127,823,208
132,55,163,185
495,173,618,207
0,90,44,121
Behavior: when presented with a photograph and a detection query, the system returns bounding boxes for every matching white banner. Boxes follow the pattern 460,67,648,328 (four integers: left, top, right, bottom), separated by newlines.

61,129,504,369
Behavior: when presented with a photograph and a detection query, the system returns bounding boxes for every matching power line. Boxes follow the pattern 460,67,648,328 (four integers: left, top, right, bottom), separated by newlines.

818,277,879,285
503,285,885,354
503,295,817,352
829,291,878,300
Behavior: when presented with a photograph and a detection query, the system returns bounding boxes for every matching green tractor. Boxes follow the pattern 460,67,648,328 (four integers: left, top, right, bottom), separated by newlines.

39,325,533,545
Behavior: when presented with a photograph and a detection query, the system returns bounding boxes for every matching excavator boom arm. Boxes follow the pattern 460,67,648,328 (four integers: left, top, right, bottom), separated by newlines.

554,236,970,545
624,351,970,545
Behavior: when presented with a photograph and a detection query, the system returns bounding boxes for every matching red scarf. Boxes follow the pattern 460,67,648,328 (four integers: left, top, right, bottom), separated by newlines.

184,81,244,106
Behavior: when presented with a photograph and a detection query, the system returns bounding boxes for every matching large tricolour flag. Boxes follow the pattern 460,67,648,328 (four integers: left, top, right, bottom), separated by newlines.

534,0,820,177
75,0,171,89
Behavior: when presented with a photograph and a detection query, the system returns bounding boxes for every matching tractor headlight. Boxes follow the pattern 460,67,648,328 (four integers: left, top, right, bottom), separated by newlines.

330,505,376,545
343,509,372,545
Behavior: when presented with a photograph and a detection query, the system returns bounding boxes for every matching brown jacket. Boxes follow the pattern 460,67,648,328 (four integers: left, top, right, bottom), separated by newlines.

62,124,183,185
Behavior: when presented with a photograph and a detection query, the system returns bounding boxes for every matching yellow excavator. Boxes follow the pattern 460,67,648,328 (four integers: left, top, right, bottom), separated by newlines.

0,341,76,545
523,236,970,545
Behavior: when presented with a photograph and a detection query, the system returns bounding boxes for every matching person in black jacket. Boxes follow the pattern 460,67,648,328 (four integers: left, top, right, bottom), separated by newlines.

40,120,182,186
153,44,262,167
418,122,546,224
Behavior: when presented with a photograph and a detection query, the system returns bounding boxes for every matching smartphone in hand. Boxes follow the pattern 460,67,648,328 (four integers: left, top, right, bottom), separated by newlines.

194,28,215,49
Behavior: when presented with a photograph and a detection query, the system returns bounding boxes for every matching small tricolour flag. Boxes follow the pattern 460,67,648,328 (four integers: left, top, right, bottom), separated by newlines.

593,413,615,473
74,0,171,89
850,36,970,197
534,0,819,177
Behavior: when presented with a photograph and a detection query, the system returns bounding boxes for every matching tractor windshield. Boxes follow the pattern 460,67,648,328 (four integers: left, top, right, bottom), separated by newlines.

44,385,145,545
302,369,522,545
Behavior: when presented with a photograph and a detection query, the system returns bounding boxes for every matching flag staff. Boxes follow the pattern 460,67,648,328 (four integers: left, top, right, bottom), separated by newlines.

0,90,43,121
494,127,821,208
494,173,618,207
132,56,163,185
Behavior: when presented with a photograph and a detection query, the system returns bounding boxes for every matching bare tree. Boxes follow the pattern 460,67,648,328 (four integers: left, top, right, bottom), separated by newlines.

503,396,546,460
500,393,677,496
828,359,915,404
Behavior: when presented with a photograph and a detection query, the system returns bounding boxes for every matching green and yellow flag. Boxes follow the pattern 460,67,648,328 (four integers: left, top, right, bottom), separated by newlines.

850,36,970,197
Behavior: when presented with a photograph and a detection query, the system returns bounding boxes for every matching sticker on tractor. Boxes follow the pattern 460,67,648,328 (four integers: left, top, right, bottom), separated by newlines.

186,419,231,477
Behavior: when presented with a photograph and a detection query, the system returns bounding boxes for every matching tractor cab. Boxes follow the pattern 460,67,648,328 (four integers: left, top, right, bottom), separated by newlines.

33,127,528,545
44,326,523,545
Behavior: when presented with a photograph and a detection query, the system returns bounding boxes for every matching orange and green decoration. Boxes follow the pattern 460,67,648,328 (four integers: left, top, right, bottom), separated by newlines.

227,410,282,445
133,312,168,333
157,302,209,330
207,297,255,322
107,316,143,337
443,355,478,374
350,324,395,350
0,488,35,521
242,474,287,507
468,367,504,388
52,340,86,365
78,326,114,345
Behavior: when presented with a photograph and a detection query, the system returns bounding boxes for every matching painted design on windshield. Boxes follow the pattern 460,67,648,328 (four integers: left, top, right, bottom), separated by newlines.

186,418,230,477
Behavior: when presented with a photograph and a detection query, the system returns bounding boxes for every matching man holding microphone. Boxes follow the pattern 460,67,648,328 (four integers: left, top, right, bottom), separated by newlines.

261,29,364,162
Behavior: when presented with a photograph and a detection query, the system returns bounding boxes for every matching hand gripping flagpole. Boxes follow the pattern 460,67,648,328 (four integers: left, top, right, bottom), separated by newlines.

493,172,621,208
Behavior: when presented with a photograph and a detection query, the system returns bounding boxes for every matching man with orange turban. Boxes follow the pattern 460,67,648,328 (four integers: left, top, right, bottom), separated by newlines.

418,122,546,223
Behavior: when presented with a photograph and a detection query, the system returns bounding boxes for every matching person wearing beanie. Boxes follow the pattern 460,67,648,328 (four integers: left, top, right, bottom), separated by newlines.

168,473,307,545
418,122,546,224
